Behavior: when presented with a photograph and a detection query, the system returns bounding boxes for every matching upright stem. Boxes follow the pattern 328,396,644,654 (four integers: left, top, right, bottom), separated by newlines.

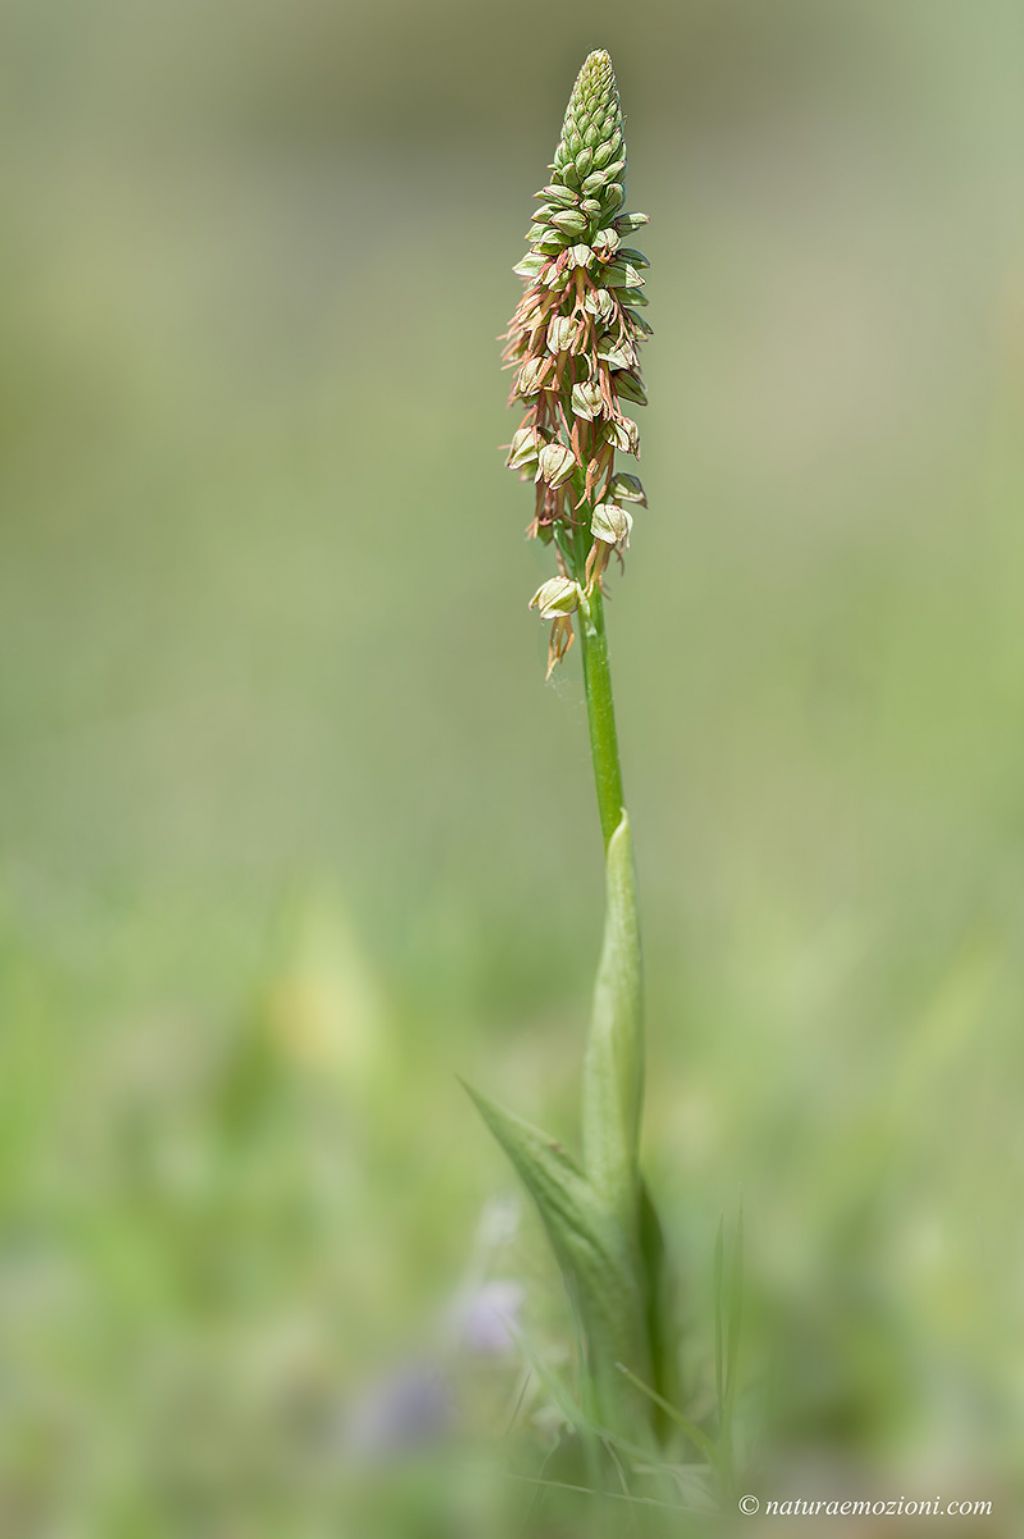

577,549,654,1429
575,528,645,1215
578,582,626,847
570,506,626,847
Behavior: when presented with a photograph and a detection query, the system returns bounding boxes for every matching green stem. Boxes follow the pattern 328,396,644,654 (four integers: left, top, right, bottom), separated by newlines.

578,580,626,849
574,526,644,1204
576,566,660,1438
570,480,666,1444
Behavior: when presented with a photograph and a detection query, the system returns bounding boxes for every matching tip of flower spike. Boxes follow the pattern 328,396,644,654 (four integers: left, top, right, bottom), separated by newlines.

570,49,618,109
550,51,625,209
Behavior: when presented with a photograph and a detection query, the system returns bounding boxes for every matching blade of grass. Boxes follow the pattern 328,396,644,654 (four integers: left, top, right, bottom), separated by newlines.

614,1362,721,1469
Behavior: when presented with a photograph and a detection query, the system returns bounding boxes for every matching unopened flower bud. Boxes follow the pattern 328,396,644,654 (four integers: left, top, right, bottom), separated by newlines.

529,576,581,619
536,442,576,488
550,209,589,236
591,501,633,547
593,226,620,257
567,244,595,269
506,425,542,470
607,472,647,505
570,380,604,421
613,211,650,234
550,53,624,209
577,173,603,200
540,184,579,209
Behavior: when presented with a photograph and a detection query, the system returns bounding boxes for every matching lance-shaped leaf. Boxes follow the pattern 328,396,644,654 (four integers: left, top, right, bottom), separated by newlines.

462,1081,653,1434
582,812,644,1228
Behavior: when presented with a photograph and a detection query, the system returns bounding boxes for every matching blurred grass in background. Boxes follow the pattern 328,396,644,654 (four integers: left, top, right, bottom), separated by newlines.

1,0,1023,1532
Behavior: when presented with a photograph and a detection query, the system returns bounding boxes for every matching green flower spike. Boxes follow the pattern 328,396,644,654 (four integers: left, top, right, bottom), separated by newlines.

503,48,651,675
473,52,675,1452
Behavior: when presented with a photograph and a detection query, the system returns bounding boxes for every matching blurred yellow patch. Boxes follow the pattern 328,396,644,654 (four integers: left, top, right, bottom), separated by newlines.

264,893,386,1086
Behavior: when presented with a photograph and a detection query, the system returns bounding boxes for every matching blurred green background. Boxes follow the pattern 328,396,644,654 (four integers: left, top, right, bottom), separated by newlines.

2,0,1023,1533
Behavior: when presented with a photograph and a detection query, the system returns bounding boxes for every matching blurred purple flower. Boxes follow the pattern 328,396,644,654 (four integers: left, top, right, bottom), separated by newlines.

456,1279,524,1355
345,1362,452,1460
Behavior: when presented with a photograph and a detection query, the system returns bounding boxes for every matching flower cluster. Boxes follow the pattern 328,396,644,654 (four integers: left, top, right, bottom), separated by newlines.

502,50,650,674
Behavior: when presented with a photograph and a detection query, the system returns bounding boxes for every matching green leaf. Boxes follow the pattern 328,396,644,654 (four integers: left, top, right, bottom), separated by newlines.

581,812,643,1227
462,1080,653,1436
462,1082,634,1314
